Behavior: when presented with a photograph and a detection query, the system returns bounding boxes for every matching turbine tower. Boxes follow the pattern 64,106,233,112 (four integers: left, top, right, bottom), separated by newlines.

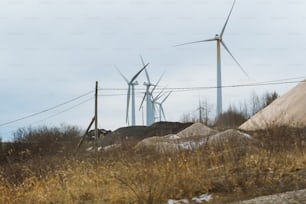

175,0,249,117
139,56,154,126
116,63,149,126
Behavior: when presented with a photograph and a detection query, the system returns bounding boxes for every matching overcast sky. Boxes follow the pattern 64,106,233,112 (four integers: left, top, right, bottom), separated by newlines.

0,0,305,141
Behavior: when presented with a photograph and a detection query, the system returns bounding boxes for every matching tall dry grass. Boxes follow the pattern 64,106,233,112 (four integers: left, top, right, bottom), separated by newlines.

0,126,305,203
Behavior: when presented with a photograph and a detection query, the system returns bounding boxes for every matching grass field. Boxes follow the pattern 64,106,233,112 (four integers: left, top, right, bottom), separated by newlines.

0,126,305,203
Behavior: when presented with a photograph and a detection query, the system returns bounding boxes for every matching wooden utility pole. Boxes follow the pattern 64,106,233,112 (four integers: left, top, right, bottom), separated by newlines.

95,81,98,139
75,117,95,154
75,81,100,154
199,100,203,124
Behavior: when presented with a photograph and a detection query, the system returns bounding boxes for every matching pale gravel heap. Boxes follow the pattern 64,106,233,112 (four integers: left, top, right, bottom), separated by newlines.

135,123,217,152
207,129,253,146
240,80,306,131
135,124,253,153
176,122,218,138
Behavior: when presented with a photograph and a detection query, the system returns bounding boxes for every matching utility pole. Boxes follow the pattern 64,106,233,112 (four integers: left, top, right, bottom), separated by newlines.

75,81,100,153
199,100,203,123
95,81,98,139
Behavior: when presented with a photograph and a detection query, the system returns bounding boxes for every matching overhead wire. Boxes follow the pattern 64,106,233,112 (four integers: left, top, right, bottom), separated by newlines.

0,77,304,128
34,97,94,124
2,97,95,136
0,90,94,127
98,78,305,93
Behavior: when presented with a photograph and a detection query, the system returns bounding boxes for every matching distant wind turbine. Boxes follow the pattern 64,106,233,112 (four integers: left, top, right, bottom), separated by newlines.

175,0,249,117
140,67,165,125
156,91,172,121
139,56,154,126
116,63,149,126
151,88,165,121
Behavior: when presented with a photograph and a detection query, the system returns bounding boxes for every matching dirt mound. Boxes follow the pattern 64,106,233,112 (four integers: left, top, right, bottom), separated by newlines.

135,122,217,152
207,129,253,147
135,136,207,153
177,122,218,138
240,80,306,131
99,122,192,147
135,129,254,153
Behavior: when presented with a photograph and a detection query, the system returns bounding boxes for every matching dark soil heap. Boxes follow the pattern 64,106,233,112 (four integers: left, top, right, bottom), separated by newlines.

99,122,193,147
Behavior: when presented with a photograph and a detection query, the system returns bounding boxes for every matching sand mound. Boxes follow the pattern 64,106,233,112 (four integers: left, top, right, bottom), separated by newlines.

135,129,251,153
207,129,253,146
177,122,218,138
135,132,208,153
240,80,306,131
135,136,207,153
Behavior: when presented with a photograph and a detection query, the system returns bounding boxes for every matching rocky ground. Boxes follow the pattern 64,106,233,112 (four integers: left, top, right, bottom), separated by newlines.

232,189,306,204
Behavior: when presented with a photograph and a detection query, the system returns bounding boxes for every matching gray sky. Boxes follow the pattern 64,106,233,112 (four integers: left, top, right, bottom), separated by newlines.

0,0,305,141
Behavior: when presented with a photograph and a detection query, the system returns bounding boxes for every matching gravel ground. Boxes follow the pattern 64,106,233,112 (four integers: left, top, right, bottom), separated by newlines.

232,189,306,204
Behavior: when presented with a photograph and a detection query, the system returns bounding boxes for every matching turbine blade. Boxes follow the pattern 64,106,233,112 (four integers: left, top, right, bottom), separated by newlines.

115,65,129,84
160,105,166,121
126,86,131,124
153,89,165,102
139,92,147,111
131,63,149,83
140,55,151,84
161,91,172,104
140,55,146,66
174,38,216,47
221,41,250,78
150,71,165,94
144,68,151,84
220,0,236,38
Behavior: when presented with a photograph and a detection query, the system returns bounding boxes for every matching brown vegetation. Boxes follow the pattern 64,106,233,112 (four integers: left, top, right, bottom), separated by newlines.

0,125,305,203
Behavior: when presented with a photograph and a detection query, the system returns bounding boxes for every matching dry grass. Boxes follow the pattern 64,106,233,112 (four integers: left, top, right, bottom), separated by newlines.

0,127,305,203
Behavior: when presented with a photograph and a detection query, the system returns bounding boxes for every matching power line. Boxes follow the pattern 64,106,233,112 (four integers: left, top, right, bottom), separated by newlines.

0,77,304,128
98,78,305,93
35,97,94,123
166,79,305,92
0,90,94,127
2,97,95,136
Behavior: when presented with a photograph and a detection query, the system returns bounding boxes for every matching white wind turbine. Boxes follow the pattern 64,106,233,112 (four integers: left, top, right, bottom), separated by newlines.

139,56,154,126
175,0,249,117
116,63,149,126
151,89,166,121
156,91,172,122
140,67,165,126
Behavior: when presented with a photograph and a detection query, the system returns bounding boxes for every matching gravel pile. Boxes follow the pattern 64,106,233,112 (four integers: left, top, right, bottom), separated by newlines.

177,122,218,138
240,80,306,131
135,125,254,153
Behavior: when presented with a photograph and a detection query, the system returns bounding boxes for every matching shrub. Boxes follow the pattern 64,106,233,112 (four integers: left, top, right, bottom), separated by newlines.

214,108,247,128
7,124,81,159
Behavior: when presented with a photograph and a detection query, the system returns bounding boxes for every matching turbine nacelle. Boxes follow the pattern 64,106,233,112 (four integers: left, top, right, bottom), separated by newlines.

215,34,221,40
131,81,139,86
143,82,153,87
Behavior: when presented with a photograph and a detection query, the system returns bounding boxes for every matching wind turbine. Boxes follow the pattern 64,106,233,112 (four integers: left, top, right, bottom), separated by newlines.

139,56,154,126
151,88,166,121
140,70,165,125
116,63,149,126
156,91,172,121
175,0,249,117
